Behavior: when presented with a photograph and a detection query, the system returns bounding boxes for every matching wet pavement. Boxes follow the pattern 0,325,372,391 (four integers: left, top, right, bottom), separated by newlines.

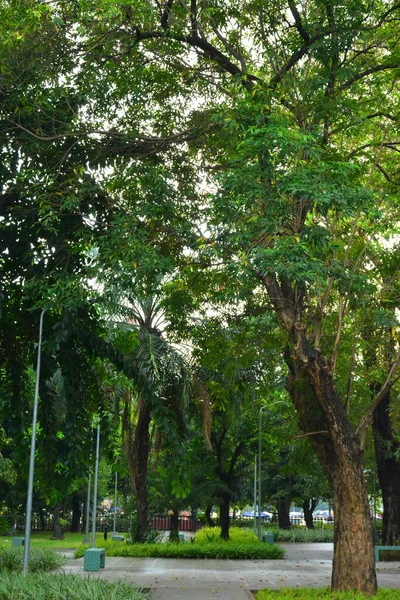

61,543,400,599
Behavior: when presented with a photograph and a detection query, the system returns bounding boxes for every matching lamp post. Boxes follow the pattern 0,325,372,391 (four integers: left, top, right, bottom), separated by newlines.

253,454,257,535
258,405,269,541
23,308,46,577
113,471,118,534
91,416,101,548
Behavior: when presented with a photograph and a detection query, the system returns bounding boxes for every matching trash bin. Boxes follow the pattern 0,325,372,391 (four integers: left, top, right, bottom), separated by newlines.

179,533,185,542
263,532,274,544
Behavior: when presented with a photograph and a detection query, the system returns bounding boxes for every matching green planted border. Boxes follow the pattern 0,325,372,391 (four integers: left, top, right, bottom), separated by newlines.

0,547,67,572
268,528,334,543
0,572,148,600
75,540,285,560
255,589,400,599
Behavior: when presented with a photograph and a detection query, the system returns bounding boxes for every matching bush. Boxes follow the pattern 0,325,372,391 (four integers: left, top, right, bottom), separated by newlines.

0,518,9,536
0,572,148,600
194,526,258,544
75,540,284,560
256,588,400,599
0,547,67,572
270,527,334,543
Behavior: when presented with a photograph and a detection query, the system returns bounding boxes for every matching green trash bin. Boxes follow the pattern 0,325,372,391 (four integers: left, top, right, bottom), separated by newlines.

12,537,25,547
179,533,185,542
263,532,274,544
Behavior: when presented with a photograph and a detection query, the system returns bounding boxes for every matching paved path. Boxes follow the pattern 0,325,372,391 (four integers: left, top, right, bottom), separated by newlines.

62,543,400,600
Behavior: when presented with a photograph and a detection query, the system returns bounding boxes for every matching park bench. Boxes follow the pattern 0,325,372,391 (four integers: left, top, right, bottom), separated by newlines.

84,548,106,571
375,546,400,562
12,537,24,547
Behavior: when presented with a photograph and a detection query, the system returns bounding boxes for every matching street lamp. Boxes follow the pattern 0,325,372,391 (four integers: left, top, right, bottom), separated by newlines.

23,308,46,577
91,415,101,548
258,405,268,541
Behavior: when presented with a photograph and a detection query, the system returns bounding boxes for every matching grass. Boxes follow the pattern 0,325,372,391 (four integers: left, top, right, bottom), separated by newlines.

194,526,259,544
75,539,285,559
1,531,105,549
268,527,334,543
0,547,67,572
0,572,148,600
255,589,400,599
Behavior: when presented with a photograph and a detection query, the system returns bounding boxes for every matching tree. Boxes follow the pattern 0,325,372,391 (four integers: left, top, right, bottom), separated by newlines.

3,0,400,592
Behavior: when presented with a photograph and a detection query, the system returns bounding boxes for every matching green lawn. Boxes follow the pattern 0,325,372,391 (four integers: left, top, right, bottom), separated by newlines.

0,531,106,550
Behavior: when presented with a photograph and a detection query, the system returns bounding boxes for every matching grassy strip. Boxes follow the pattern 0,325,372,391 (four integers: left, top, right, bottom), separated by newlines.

0,531,105,549
269,528,334,543
0,547,67,572
75,540,285,560
0,572,148,600
255,589,398,599
194,527,258,544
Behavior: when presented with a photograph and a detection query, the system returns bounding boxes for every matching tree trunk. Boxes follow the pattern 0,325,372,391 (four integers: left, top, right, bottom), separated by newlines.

303,498,317,529
169,508,180,542
70,493,82,533
133,399,151,543
277,496,291,530
285,338,377,593
373,391,400,545
52,502,65,540
205,505,215,527
219,494,230,540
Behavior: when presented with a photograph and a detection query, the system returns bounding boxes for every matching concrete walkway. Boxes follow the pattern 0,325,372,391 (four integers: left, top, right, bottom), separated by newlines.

62,543,400,599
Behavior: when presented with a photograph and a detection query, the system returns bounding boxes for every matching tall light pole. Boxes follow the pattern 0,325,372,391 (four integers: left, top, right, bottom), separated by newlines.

258,405,268,541
113,471,118,534
23,308,46,577
91,415,101,548
253,454,257,535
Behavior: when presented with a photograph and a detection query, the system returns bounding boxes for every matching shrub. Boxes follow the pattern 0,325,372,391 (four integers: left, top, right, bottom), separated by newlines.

0,572,148,600
75,540,284,560
270,527,334,543
194,526,258,544
0,547,67,572
256,588,400,599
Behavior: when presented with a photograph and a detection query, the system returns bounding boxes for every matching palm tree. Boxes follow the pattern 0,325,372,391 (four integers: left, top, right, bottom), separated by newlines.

119,295,193,542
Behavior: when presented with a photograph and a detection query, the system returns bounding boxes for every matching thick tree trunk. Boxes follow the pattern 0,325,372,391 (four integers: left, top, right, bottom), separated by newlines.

133,400,151,543
285,339,377,593
277,496,291,530
70,493,82,533
205,505,215,527
169,508,180,542
373,391,400,545
52,502,65,540
219,494,230,540
303,498,317,529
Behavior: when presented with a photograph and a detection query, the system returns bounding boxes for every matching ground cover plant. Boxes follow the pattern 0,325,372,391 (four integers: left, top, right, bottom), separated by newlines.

268,528,334,543
255,589,400,599
1,531,105,550
194,527,259,544
0,547,66,572
0,572,148,600
75,540,284,560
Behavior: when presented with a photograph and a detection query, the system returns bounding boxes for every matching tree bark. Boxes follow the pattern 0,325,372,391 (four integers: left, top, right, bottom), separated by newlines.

219,493,230,540
277,496,291,530
52,502,65,540
169,508,180,542
373,391,400,545
284,335,377,593
70,493,82,533
133,399,151,543
303,498,317,529
205,505,215,527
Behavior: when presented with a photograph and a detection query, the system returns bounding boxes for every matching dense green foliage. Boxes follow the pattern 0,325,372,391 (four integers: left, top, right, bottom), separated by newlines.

270,528,334,544
193,526,258,544
0,573,148,600
0,547,66,572
256,590,400,600
75,540,284,559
